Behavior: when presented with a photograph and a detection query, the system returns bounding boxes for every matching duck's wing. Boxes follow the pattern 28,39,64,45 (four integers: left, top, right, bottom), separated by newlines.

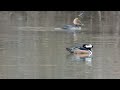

79,47,88,50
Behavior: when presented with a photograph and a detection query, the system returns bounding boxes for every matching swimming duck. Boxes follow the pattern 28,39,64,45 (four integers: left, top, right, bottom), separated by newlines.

66,44,93,56
62,25,82,30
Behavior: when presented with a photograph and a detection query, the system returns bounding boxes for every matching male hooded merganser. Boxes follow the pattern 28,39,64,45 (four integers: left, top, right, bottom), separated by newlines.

66,44,93,56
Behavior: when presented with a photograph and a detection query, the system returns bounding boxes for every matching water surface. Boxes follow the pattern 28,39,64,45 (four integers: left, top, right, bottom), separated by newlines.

0,11,120,79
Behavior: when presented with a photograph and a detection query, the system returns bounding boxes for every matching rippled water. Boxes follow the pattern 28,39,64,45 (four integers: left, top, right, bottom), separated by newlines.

0,27,120,79
0,11,120,79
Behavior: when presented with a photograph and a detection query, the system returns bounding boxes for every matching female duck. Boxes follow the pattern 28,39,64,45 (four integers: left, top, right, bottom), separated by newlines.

66,44,93,56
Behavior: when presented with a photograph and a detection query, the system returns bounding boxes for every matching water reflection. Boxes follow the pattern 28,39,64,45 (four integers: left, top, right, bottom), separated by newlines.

1,11,120,78
10,12,27,26
64,53,93,79
66,54,93,66
73,32,78,42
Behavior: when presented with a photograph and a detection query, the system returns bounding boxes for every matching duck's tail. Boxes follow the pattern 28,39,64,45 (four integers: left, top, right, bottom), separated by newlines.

66,48,73,53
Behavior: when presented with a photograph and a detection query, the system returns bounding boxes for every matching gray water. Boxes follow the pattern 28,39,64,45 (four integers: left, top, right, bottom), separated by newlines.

0,11,120,79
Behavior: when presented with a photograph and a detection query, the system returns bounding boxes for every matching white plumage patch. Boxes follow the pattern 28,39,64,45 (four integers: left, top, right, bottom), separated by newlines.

85,44,93,48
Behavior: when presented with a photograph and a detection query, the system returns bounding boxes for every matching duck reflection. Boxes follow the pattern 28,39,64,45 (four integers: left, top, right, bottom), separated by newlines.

66,53,93,66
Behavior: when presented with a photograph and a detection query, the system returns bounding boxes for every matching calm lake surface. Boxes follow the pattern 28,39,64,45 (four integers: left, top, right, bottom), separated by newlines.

0,11,120,79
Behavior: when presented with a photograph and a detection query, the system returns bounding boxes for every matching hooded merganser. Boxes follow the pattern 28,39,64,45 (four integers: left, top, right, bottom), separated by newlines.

62,25,82,30
66,44,93,56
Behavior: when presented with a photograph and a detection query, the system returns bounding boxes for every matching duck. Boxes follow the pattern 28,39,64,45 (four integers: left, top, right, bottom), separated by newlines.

66,44,93,56
62,25,82,30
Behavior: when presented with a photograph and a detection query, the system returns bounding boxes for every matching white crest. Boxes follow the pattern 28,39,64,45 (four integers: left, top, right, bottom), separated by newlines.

85,44,93,48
